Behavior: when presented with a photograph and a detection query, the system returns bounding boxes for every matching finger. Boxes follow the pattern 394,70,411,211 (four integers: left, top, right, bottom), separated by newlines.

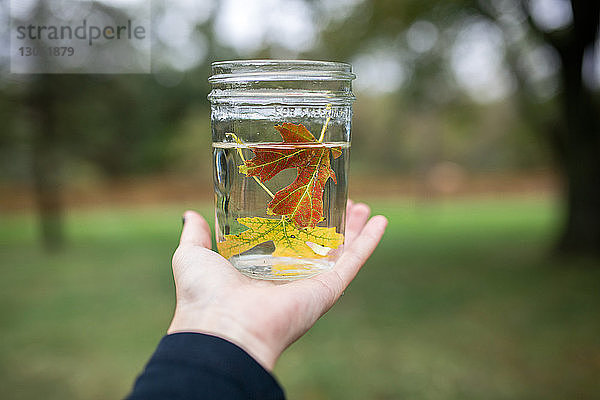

293,215,388,313
344,202,371,246
346,198,354,211
335,215,387,285
179,210,212,248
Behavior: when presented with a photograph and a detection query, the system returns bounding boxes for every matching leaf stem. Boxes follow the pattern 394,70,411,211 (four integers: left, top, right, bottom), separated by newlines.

318,104,333,143
225,133,275,199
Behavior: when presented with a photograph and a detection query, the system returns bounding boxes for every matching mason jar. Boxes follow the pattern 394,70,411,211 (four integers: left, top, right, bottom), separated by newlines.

208,60,355,280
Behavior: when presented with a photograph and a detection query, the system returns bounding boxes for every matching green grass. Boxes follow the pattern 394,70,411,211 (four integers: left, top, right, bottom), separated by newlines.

1,197,599,399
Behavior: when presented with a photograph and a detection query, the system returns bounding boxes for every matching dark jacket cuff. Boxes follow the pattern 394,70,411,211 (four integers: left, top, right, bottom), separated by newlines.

127,332,285,400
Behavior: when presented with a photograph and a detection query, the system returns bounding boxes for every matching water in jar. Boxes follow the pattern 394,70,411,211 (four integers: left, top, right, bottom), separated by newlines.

212,113,350,280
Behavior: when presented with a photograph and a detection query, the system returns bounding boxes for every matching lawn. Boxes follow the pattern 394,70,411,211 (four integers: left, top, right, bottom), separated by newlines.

1,196,599,399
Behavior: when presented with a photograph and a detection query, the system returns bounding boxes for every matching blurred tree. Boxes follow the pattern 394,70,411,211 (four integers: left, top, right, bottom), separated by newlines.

529,0,600,256
18,72,199,250
312,0,600,256
0,1,205,250
26,76,64,250
2,0,598,256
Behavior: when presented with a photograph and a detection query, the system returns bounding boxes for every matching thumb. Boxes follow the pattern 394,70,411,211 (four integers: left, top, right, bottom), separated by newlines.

179,211,213,248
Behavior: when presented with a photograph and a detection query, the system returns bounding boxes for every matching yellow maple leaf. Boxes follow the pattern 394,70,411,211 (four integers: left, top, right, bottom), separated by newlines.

217,217,344,260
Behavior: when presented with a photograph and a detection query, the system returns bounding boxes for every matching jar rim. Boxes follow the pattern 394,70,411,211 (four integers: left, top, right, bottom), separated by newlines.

209,59,356,83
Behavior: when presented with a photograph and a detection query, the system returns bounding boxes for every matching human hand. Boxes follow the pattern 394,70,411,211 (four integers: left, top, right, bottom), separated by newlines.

167,200,387,371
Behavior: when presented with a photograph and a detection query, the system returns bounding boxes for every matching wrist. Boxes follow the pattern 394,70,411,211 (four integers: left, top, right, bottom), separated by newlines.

167,305,280,371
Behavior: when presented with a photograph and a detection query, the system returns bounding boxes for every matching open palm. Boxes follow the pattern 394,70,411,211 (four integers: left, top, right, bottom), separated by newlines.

168,200,387,370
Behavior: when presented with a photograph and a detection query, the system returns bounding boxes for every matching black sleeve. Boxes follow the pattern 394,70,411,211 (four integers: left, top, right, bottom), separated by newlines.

127,332,285,400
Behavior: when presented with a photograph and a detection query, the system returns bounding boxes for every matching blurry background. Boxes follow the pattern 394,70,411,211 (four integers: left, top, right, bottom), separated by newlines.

1,0,599,399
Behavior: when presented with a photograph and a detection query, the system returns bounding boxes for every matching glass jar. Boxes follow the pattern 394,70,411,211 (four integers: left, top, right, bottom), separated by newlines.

208,60,355,280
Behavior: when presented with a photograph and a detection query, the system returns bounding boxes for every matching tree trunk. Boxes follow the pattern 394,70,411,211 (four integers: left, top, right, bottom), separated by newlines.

552,0,600,256
28,76,64,251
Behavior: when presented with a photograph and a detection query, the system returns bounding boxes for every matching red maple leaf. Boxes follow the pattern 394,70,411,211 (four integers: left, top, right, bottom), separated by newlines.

240,123,342,227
